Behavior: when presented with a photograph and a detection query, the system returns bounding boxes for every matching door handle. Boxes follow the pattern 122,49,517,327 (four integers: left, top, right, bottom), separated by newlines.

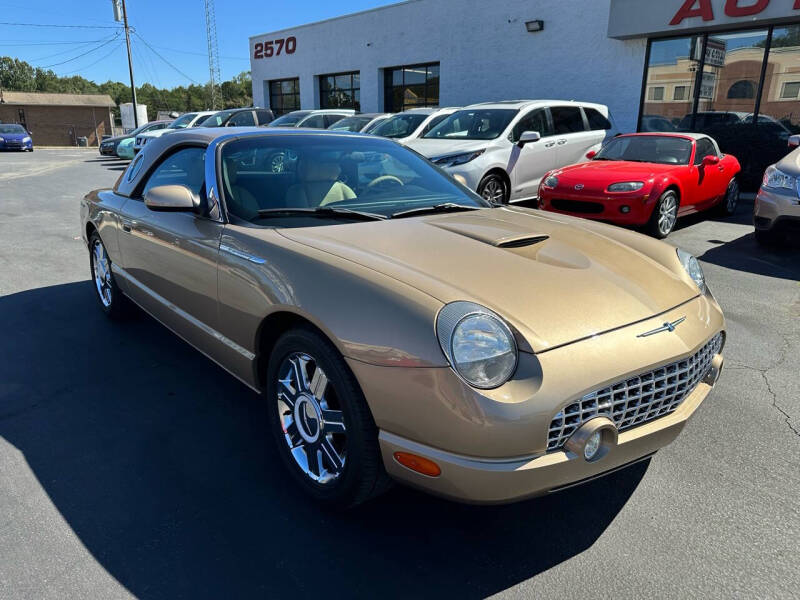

121,219,133,233
557,139,568,145
545,141,556,148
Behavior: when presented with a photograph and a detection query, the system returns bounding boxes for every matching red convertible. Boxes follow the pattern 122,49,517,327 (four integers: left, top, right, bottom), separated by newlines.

538,133,741,238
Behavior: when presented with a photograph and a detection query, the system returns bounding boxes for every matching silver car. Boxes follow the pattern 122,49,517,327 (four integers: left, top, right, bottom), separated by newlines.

754,149,800,245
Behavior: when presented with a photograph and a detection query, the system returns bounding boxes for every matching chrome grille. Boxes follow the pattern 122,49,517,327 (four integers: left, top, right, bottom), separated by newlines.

547,333,723,452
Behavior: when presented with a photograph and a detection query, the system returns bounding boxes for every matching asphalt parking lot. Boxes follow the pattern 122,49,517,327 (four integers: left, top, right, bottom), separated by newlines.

0,148,798,599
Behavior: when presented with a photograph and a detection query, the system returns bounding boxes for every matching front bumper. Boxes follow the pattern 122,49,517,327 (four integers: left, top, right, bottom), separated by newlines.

539,189,654,226
348,294,725,504
754,187,800,233
99,144,117,156
0,140,32,151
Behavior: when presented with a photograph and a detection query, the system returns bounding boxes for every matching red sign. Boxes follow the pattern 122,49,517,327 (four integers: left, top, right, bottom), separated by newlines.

671,0,800,26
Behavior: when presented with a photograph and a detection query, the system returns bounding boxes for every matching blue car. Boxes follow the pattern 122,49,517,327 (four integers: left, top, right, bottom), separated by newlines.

0,124,33,151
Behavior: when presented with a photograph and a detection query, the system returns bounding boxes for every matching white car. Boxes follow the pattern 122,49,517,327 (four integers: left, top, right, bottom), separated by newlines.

267,109,355,129
369,107,460,145
134,111,216,154
406,100,617,203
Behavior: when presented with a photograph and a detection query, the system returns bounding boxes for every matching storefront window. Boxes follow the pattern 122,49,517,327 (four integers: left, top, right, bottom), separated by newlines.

641,36,697,132
319,71,361,110
383,63,440,112
758,26,800,134
269,78,300,117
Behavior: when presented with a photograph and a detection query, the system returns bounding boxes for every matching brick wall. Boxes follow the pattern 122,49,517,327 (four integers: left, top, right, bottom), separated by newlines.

0,105,113,146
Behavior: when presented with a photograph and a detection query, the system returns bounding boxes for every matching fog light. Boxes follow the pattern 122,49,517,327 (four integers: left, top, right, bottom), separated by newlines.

620,205,631,214
584,431,602,460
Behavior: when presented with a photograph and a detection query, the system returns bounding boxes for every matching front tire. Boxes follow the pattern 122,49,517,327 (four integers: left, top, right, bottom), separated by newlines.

647,190,679,238
478,173,509,204
88,232,129,319
265,327,391,508
718,178,739,216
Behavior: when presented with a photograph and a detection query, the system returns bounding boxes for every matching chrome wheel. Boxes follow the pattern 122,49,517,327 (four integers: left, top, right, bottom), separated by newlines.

91,239,113,308
276,353,346,485
270,153,285,173
726,179,739,214
480,176,507,203
658,193,678,237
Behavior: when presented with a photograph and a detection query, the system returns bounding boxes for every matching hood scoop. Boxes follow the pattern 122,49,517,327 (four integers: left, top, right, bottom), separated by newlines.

430,214,549,248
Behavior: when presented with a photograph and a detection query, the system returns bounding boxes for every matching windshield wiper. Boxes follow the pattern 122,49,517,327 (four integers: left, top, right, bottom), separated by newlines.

256,207,386,221
389,203,483,219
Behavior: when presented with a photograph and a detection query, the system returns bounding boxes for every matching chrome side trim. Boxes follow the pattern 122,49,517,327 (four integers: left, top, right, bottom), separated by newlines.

220,244,267,265
112,265,256,362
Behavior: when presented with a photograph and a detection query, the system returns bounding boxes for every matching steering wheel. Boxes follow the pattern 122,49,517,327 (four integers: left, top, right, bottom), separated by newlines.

367,175,404,191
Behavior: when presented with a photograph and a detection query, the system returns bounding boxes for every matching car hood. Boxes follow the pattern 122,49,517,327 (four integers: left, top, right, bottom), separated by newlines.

101,135,129,144
552,161,684,189
406,138,493,159
0,132,29,140
139,129,173,139
277,207,697,352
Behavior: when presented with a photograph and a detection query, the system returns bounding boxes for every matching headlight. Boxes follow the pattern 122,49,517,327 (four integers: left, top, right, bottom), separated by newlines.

607,181,645,192
542,174,559,188
436,302,518,389
22,136,31,143
762,165,796,190
434,150,485,168
677,248,706,294
0,137,4,142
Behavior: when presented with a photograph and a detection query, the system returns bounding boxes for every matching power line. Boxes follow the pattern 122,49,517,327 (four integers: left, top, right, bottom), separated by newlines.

0,38,114,46
28,34,120,63
148,43,248,62
60,41,125,76
133,32,199,85
39,34,121,69
0,21,120,29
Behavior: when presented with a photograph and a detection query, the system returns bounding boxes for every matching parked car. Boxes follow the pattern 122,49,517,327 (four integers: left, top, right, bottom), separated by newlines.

0,123,33,151
198,107,275,128
369,107,459,145
754,149,800,246
134,111,216,154
640,114,677,132
267,109,355,129
327,113,392,133
538,133,740,238
99,120,172,157
81,128,726,507
116,137,135,160
407,100,616,204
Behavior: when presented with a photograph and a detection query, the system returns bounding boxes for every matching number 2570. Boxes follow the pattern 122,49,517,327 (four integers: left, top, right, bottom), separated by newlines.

253,37,296,59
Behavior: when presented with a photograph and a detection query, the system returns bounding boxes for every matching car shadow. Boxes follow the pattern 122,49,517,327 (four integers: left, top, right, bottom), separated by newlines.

699,232,799,280
0,281,648,599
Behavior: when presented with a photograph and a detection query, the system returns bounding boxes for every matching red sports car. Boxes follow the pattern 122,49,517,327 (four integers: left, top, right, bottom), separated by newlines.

538,133,741,238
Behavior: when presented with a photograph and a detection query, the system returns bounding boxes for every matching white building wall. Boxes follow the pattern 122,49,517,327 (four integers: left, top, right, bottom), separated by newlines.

249,0,646,131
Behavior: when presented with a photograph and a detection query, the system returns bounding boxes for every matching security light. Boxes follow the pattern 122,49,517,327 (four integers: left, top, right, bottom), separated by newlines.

525,20,544,33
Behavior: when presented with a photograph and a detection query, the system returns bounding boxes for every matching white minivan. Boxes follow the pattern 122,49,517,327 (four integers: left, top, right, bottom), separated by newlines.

406,100,617,203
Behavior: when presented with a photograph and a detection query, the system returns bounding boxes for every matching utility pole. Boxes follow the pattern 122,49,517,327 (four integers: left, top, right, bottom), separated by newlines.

113,0,138,128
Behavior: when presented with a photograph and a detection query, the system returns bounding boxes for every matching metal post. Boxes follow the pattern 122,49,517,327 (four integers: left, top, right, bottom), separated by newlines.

121,0,138,128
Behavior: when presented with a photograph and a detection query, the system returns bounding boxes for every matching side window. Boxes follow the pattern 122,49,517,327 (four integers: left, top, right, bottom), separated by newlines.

421,114,448,136
584,108,612,131
140,147,206,199
512,108,552,142
694,138,716,164
126,154,145,183
255,110,273,125
229,111,256,126
551,106,586,134
324,114,345,128
302,115,326,129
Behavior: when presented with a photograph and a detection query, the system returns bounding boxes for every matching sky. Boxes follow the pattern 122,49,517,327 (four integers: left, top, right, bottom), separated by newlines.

0,0,397,88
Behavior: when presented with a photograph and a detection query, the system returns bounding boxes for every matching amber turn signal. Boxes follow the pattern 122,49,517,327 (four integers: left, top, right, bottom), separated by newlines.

393,452,441,477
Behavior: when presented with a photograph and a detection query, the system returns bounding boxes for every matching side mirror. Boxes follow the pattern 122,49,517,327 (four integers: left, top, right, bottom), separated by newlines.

518,130,541,146
586,150,598,160
789,134,800,150
702,155,720,167
144,185,199,212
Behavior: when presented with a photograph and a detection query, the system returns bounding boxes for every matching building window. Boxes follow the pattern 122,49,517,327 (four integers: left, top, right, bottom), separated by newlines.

673,86,689,101
648,86,665,101
384,63,440,112
319,72,360,110
781,81,800,99
728,80,756,99
269,78,300,117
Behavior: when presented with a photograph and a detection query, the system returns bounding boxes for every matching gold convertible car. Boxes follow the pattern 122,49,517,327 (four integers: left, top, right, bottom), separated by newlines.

81,128,726,507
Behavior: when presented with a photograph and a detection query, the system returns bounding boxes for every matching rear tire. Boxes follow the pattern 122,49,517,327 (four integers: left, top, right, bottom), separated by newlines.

478,173,509,204
265,327,392,508
647,190,679,239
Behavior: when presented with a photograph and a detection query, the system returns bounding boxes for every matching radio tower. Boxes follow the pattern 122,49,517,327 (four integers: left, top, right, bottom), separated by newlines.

204,0,222,109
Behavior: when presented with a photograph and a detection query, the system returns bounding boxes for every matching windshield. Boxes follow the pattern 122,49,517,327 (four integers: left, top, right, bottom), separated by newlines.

269,112,311,127
595,135,693,165
328,116,372,132
0,124,26,134
220,135,488,226
168,113,197,129
371,113,428,138
363,117,388,134
424,109,518,140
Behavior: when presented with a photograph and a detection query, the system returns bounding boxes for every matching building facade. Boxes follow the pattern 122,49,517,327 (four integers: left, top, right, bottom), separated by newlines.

0,92,115,147
250,0,800,184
